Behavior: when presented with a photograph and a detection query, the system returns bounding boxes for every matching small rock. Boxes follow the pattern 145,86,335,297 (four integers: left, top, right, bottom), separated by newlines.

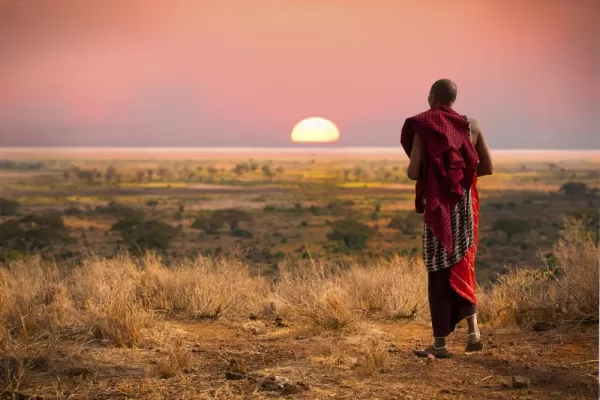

295,335,309,341
275,316,289,328
260,375,294,391
512,376,531,389
225,358,249,380
281,383,307,395
249,314,258,320
533,322,555,332
387,344,400,353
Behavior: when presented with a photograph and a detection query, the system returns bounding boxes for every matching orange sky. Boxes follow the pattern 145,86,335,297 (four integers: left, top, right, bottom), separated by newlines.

0,0,598,148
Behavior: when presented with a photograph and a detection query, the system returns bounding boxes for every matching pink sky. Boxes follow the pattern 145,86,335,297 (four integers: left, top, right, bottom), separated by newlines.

0,0,598,148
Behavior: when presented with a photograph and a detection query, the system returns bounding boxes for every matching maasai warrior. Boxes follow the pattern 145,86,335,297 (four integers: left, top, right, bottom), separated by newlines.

401,79,493,358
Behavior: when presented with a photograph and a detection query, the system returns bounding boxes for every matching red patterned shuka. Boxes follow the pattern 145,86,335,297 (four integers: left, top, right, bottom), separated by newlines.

401,105,480,305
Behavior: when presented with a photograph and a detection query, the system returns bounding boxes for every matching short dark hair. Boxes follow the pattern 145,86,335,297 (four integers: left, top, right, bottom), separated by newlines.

430,79,457,105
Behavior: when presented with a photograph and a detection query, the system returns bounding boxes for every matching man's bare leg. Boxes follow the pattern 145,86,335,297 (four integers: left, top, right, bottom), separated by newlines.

466,314,483,352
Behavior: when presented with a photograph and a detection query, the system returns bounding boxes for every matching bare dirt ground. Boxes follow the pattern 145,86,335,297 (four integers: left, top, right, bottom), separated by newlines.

12,320,598,399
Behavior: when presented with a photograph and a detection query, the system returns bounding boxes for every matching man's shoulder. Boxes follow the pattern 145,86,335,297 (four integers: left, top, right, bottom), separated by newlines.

467,117,482,132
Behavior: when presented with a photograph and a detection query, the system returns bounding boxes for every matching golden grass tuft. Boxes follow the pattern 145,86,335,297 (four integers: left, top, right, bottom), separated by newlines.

276,257,429,332
0,257,74,349
276,262,357,332
70,256,155,348
344,255,428,320
360,338,389,375
153,337,193,378
478,218,599,327
137,254,270,319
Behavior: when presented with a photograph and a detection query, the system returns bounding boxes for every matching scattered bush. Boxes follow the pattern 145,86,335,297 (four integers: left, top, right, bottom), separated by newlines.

0,198,20,216
0,213,74,254
111,219,178,254
492,217,531,243
559,182,588,197
387,213,421,235
327,218,375,250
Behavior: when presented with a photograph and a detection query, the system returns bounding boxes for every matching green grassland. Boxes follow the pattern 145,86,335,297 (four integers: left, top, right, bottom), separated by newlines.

0,150,598,283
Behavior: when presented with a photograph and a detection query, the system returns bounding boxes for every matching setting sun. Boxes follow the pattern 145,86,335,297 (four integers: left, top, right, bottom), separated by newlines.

291,117,340,143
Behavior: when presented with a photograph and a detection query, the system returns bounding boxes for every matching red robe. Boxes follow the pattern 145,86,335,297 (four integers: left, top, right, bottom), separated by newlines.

401,105,479,304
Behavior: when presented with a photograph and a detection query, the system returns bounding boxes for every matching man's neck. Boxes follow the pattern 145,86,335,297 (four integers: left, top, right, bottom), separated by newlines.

432,103,453,109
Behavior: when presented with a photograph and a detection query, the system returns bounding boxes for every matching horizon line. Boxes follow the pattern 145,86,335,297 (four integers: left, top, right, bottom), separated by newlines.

1,146,600,153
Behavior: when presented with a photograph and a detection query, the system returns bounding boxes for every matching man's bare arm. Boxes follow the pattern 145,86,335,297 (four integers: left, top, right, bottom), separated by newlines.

407,134,422,181
470,119,493,177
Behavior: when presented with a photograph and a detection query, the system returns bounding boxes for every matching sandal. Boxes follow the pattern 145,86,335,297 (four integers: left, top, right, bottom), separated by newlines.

413,345,450,359
465,333,484,352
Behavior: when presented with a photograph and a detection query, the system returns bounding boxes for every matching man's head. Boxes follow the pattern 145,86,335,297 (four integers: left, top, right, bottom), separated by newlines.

428,79,457,108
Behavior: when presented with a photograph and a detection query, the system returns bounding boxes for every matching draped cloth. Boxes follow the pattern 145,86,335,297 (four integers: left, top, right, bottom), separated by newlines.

401,106,480,333
401,105,479,253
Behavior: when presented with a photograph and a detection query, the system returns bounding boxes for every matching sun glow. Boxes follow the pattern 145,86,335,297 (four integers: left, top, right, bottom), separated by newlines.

291,117,340,143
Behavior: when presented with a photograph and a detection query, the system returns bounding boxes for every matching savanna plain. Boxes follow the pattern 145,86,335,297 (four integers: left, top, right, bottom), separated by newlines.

0,148,598,399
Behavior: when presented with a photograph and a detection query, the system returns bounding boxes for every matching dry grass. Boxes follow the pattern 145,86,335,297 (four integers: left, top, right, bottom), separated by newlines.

0,254,271,352
275,262,359,332
153,337,193,378
137,254,270,319
0,257,74,350
275,257,429,332
0,217,596,357
344,255,428,320
360,337,389,375
478,218,599,327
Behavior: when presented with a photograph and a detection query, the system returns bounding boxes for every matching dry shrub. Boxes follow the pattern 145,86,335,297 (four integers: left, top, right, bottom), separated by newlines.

343,255,428,320
479,218,598,327
360,338,388,375
0,257,74,348
551,218,598,319
137,255,270,318
70,256,155,347
477,268,554,326
153,337,192,378
276,262,356,331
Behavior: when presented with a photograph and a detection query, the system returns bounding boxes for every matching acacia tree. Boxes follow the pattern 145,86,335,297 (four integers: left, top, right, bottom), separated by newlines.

327,218,375,250
492,218,531,243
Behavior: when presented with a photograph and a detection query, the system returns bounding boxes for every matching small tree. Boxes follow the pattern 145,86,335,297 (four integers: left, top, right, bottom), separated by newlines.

111,218,178,254
0,213,74,253
327,218,375,250
212,209,252,232
105,165,117,183
492,218,531,243
0,198,20,216
262,164,274,179
560,182,588,197
388,213,421,235
233,163,250,176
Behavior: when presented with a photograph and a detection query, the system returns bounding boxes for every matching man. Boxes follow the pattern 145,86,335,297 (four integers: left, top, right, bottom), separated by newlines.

401,79,493,358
